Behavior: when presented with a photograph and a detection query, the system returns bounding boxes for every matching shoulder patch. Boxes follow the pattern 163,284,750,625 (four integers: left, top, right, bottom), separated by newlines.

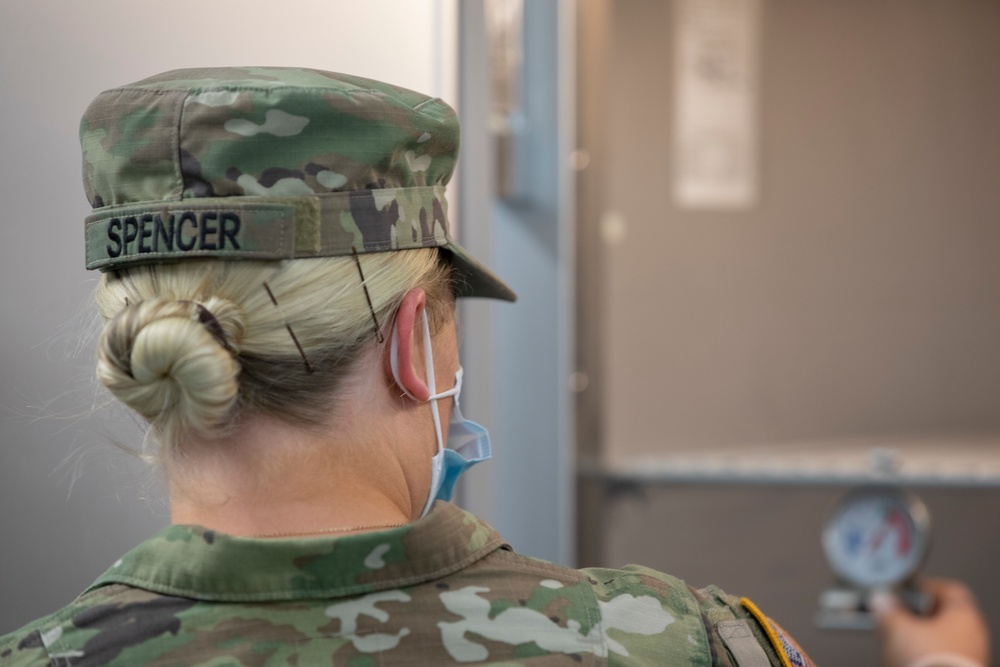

740,598,814,667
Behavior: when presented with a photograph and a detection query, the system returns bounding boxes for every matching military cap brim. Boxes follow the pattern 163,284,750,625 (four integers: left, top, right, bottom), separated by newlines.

443,241,516,302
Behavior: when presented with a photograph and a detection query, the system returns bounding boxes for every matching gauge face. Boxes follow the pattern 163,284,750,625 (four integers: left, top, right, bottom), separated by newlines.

822,489,929,588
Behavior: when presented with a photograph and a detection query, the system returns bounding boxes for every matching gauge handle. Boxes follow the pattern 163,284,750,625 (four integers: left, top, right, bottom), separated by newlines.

898,583,935,616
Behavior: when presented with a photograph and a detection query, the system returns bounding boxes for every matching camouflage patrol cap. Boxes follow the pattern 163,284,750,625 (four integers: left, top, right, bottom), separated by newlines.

80,66,516,302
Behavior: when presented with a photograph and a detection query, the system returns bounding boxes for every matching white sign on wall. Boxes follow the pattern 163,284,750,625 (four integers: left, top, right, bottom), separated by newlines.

673,0,760,209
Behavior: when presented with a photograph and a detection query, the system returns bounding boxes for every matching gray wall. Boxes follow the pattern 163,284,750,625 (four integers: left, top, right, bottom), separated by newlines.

601,0,1000,454
576,1,1000,666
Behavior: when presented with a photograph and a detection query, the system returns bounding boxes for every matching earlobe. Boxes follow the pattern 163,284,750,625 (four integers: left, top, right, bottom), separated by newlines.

386,288,430,401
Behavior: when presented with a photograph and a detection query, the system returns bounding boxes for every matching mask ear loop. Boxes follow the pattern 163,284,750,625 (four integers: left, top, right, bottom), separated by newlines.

420,310,445,454
389,309,459,453
389,307,465,517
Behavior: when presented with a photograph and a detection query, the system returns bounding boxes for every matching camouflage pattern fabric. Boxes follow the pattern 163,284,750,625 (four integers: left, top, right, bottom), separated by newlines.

0,502,805,666
80,67,515,302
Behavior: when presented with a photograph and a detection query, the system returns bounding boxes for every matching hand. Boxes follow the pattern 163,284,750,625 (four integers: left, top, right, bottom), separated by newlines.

873,578,990,667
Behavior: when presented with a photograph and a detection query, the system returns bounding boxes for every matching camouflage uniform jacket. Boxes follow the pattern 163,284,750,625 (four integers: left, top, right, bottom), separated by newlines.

0,502,808,666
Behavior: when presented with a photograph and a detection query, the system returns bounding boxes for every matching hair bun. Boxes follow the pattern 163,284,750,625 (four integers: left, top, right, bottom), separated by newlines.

97,298,244,444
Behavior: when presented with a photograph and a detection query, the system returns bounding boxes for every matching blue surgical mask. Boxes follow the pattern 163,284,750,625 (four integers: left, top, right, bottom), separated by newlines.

390,310,492,516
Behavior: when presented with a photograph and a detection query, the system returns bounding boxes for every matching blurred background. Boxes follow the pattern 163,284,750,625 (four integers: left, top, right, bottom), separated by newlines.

2,1,999,665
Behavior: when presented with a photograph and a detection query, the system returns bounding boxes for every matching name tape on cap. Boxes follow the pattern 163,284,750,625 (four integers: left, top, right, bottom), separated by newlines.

85,204,295,269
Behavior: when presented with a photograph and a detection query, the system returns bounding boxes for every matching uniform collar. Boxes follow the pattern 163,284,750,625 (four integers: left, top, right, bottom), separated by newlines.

85,501,508,602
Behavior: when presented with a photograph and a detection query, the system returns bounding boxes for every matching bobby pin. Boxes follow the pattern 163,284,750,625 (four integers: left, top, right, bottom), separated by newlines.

352,247,385,343
262,281,315,374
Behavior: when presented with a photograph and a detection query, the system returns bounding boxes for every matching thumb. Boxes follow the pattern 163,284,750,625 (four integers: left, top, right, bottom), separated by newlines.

871,589,906,629
870,590,897,616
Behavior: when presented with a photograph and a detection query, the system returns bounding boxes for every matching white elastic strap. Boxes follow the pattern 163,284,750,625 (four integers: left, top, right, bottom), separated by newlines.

388,307,462,517
389,309,457,449
421,310,445,457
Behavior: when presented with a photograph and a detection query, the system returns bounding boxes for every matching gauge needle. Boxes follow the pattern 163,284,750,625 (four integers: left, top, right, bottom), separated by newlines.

870,524,889,552
870,509,910,555
887,509,910,555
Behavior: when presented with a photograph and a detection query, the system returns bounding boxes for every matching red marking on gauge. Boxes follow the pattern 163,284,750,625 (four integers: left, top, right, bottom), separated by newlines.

887,508,911,556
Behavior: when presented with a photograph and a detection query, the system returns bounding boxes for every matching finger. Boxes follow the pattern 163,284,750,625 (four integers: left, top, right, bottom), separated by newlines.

870,589,899,621
923,578,978,609
871,589,919,636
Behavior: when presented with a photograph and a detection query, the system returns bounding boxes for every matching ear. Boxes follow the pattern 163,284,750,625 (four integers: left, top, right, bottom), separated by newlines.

387,287,430,401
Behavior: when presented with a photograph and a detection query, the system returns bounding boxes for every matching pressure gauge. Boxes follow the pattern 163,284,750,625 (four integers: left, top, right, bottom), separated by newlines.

818,487,933,630
822,487,930,589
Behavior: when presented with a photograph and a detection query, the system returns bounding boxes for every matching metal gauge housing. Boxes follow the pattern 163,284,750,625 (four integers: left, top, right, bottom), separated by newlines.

822,487,930,589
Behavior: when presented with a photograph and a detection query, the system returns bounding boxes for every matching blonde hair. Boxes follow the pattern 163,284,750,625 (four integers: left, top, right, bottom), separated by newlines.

95,250,451,459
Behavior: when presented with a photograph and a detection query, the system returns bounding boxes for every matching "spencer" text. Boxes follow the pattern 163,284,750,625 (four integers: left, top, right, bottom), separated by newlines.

105,211,242,257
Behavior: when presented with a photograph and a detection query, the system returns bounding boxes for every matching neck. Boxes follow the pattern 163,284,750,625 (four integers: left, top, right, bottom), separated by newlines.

169,395,436,538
